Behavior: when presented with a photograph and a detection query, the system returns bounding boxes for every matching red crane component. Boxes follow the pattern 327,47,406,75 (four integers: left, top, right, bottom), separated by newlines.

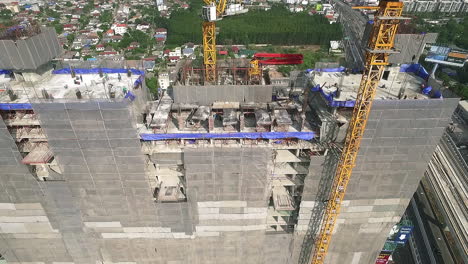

253,53,304,65
249,53,303,83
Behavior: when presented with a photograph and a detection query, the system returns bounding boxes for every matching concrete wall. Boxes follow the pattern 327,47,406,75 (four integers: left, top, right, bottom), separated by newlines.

389,33,438,64
173,85,274,104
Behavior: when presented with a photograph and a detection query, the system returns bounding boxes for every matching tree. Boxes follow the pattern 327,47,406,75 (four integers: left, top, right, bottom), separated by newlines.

67,34,75,44
145,77,159,96
100,10,113,24
79,15,91,29
65,1,72,7
0,9,12,20
54,24,64,34
278,66,293,76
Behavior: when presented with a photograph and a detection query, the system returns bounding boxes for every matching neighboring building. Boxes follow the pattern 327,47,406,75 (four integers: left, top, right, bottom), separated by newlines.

405,100,468,264
158,71,170,90
403,0,468,13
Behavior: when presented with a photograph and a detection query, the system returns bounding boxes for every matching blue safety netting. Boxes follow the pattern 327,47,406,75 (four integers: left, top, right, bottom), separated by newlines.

0,103,32,110
400,63,429,80
140,131,315,141
52,68,145,75
305,66,346,73
311,84,356,108
0,70,12,75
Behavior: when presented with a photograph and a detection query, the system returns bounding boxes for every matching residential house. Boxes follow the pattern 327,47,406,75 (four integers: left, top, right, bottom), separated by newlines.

112,23,128,35
136,23,150,31
122,4,130,14
142,57,156,71
5,2,19,13
76,34,88,44
129,42,140,48
111,35,123,43
72,41,83,50
169,47,181,57
182,47,194,57
81,47,92,56
96,44,105,51
99,51,118,57
127,42,140,51
63,24,77,32
155,28,167,36
87,33,100,45
105,29,115,37
168,56,180,63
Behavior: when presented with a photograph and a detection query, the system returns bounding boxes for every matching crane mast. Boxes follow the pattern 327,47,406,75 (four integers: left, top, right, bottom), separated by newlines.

202,0,227,84
310,1,404,263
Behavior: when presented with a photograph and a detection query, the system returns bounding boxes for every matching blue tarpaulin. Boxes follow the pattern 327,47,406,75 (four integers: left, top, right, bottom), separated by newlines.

140,131,315,141
432,90,443,98
0,70,11,75
0,103,32,110
52,68,145,75
422,86,432,95
124,91,136,101
133,75,143,88
305,66,345,73
311,84,356,108
400,63,429,80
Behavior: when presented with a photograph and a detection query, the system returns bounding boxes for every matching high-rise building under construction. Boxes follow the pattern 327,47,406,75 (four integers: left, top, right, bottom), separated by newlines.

0,25,460,264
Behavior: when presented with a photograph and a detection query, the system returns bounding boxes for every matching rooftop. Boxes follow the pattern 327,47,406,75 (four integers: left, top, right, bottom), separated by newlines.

0,72,141,102
312,71,429,104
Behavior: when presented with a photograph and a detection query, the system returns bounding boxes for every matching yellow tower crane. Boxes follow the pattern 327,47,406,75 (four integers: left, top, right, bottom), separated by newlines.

202,0,227,84
309,1,404,263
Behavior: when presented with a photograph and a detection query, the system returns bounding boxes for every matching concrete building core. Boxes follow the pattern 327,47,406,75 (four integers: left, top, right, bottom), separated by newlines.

0,57,460,264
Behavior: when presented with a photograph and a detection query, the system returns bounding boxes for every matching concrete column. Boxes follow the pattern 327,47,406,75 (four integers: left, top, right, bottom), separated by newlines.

240,115,245,131
208,116,214,132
